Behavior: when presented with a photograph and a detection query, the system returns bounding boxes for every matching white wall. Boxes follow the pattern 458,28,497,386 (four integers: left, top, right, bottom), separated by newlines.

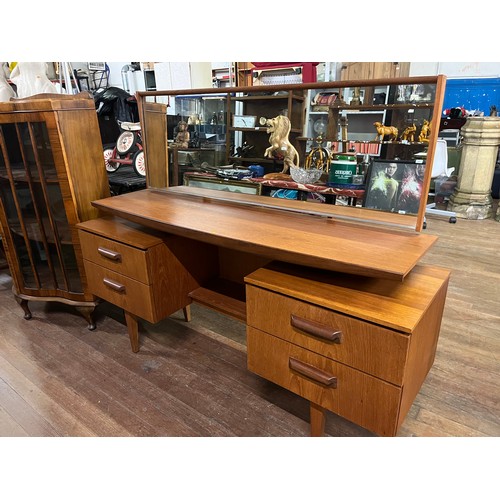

190,62,213,88
105,62,130,87
74,62,500,92
69,62,129,88
103,62,212,92
410,62,500,78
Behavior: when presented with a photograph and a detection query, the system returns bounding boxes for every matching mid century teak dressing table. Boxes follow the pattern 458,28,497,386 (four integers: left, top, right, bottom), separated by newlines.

77,186,449,437
77,76,450,436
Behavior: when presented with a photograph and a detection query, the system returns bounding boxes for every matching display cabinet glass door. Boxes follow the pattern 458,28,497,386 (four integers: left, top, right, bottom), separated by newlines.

0,121,82,294
167,95,228,185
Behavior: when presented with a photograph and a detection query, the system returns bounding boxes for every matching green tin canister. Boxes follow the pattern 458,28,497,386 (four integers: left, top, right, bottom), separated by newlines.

327,154,358,188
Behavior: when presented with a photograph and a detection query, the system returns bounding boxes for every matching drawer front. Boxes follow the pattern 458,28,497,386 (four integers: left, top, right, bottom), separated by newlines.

83,260,156,322
79,230,151,284
247,327,401,437
246,286,409,385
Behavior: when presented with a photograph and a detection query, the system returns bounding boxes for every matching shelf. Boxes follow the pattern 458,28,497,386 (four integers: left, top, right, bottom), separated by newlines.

311,109,388,116
298,138,430,146
339,110,387,115
0,167,59,183
230,126,302,134
231,94,304,102
229,156,281,164
188,278,246,322
351,140,430,146
334,103,434,112
230,126,267,132
10,218,73,245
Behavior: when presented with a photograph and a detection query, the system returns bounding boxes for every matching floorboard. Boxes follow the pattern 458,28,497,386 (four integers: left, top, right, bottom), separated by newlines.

0,211,499,438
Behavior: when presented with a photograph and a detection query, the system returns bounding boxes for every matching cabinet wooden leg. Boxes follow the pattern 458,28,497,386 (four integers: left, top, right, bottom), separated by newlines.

310,402,326,437
75,305,96,331
124,311,140,353
182,304,191,322
15,297,32,320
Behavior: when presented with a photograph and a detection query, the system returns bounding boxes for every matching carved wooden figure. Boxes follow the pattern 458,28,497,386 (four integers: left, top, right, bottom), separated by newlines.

262,115,300,173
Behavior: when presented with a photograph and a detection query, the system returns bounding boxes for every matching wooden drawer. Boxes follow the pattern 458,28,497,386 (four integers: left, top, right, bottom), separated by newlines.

78,217,220,332
79,230,152,284
246,286,409,385
83,260,157,322
247,327,402,437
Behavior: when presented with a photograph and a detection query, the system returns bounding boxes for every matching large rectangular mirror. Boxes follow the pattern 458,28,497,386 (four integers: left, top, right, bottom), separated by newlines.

136,75,446,232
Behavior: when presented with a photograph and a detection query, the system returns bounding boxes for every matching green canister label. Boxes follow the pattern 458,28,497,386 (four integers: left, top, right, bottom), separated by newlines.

328,159,358,185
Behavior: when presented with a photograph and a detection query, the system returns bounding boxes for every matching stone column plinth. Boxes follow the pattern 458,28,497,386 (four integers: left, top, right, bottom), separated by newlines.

448,117,500,219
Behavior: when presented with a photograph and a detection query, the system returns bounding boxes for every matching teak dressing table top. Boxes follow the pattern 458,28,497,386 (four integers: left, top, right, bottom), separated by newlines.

91,186,437,282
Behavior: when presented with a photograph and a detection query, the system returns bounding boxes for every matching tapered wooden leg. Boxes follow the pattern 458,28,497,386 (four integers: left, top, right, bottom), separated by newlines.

310,402,326,437
124,311,140,353
182,304,191,322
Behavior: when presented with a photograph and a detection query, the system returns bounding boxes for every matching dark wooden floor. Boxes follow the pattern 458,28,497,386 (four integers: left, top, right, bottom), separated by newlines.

0,211,499,438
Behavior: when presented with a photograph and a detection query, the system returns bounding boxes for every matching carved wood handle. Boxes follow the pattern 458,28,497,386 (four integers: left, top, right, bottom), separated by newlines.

289,358,337,388
103,278,126,293
98,247,122,261
291,315,343,343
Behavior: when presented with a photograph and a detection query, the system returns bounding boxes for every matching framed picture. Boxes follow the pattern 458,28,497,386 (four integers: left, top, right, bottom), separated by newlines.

363,160,426,215
184,174,262,196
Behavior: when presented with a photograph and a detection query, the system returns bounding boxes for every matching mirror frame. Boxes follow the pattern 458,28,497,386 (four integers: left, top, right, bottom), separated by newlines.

136,75,447,232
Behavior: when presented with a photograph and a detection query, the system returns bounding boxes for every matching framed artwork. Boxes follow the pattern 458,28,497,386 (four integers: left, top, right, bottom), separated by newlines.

363,160,426,215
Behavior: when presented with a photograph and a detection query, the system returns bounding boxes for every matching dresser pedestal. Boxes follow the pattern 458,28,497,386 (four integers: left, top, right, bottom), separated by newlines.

245,262,450,436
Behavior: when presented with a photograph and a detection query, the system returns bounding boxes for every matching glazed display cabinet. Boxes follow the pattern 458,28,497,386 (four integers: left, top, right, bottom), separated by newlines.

0,93,111,327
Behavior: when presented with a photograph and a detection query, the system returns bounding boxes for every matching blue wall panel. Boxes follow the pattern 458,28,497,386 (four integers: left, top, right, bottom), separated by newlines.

443,78,500,115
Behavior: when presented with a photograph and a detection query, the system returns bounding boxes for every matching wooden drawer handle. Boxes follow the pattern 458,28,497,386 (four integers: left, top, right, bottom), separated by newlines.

291,315,343,343
98,247,122,261
103,277,126,293
289,358,337,388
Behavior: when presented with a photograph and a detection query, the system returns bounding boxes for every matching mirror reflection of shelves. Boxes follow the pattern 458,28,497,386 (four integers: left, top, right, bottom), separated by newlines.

304,84,437,158
229,91,305,171
336,110,385,156
305,87,389,155
138,74,445,232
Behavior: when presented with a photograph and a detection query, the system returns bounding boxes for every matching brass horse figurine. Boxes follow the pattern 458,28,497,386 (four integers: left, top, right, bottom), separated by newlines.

374,121,398,142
